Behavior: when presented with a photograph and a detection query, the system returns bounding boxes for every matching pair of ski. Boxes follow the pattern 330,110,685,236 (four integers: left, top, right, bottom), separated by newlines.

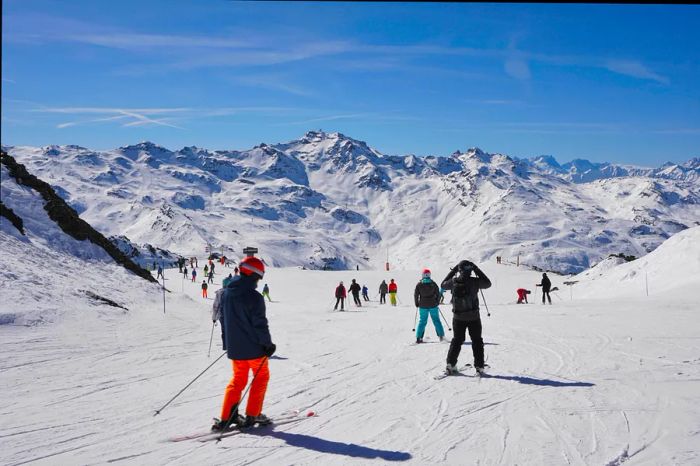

167,409,317,443
433,364,489,380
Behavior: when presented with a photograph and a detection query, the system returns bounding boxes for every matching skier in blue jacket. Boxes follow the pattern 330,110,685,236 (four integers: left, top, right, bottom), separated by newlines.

213,256,276,432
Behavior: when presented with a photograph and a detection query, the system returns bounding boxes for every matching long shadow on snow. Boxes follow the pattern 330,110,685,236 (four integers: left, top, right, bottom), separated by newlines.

248,430,412,461
480,373,594,387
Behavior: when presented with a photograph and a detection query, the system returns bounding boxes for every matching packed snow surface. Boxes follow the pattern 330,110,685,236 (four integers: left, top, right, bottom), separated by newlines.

2,257,699,464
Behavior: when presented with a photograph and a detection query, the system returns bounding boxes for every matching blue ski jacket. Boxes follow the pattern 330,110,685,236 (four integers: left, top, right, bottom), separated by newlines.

220,274,273,360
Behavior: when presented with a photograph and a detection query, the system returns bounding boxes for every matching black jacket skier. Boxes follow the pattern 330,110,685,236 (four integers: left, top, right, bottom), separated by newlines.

414,279,441,309
536,273,552,304
379,280,388,304
441,260,491,371
349,280,362,307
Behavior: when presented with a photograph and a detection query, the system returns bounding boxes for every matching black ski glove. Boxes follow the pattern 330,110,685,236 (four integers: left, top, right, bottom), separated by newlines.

264,343,276,357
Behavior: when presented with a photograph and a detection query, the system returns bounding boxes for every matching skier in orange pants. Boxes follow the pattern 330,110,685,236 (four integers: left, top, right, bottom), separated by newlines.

219,357,270,423
202,281,208,298
212,256,275,431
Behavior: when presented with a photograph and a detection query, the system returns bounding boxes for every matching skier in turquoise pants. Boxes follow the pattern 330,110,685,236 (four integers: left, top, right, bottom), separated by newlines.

414,269,445,343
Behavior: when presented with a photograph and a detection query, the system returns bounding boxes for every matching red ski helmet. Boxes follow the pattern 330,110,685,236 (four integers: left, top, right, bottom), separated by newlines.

240,256,265,279
422,268,431,278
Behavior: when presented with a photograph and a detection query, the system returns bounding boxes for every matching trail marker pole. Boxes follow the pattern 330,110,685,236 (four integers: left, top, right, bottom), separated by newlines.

645,272,649,297
162,268,166,314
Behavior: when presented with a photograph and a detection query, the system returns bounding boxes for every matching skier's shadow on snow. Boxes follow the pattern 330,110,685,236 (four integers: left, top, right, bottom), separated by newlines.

462,342,499,346
480,373,594,387
249,430,412,461
269,355,288,360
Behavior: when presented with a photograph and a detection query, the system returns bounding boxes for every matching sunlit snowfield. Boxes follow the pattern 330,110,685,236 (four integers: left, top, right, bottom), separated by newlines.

2,257,699,465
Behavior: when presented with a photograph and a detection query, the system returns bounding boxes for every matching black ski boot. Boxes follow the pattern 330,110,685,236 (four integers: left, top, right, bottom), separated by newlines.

242,413,272,428
211,407,245,432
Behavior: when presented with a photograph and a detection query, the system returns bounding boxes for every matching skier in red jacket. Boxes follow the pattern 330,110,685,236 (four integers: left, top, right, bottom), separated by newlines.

388,279,398,306
334,282,347,311
516,288,530,304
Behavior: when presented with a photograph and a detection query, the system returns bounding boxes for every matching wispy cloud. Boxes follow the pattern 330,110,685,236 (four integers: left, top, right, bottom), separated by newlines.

26,104,311,129
228,73,313,97
465,99,526,105
5,13,671,84
276,112,420,127
34,107,189,129
604,60,669,84
652,128,700,135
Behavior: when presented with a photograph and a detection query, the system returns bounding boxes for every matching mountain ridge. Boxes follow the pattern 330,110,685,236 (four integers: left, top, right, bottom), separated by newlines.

4,131,699,274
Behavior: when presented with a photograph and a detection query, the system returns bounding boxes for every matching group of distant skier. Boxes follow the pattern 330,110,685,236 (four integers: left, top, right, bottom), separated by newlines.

333,278,399,310
157,250,560,435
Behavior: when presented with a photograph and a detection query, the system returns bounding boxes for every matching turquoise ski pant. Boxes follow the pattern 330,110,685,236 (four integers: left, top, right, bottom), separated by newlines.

416,307,444,339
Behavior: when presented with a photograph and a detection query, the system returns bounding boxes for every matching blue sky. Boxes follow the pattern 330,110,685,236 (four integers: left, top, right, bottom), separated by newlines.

2,1,699,166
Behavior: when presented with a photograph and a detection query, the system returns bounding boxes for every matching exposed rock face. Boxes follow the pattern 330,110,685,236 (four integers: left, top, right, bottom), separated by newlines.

0,151,157,283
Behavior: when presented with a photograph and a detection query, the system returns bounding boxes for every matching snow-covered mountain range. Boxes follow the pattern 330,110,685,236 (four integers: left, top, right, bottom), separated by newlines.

4,131,699,273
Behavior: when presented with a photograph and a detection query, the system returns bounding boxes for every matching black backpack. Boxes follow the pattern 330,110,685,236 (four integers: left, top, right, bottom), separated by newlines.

452,276,472,313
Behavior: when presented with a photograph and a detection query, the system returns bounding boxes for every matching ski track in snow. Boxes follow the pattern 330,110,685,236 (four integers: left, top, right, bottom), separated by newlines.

1,263,700,465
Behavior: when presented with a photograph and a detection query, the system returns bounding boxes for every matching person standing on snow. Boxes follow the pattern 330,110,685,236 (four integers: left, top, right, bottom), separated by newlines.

202,280,209,298
262,284,272,302
156,264,164,280
191,269,197,282
516,288,530,304
234,266,239,276
536,273,552,305
414,269,446,343
348,279,362,307
388,279,398,306
212,256,275,431
204,264,209,277
441,260,492,374
362,285,369,302
334,281,347,311
211,262,216,275
379,280,388,304
208,269,214,284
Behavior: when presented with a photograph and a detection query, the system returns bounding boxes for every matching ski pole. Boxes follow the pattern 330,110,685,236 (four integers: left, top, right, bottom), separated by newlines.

438,308,452,331
411,307,418,331
218,356,268,441
207,321,216,357
480,289,491,317
154,351,226,416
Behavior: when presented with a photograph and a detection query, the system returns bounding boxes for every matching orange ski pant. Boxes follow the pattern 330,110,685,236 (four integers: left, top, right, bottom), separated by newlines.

202,289,208,298
220,357,269,420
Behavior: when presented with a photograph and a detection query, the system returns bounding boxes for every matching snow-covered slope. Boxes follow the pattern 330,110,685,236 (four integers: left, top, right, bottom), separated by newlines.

1,257,699,464
0,152,159,324
5,132,699,274
574,225,700,298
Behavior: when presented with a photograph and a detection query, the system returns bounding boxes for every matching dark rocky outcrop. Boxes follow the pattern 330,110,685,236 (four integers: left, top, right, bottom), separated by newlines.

0,150,157,283
0,201,25,234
